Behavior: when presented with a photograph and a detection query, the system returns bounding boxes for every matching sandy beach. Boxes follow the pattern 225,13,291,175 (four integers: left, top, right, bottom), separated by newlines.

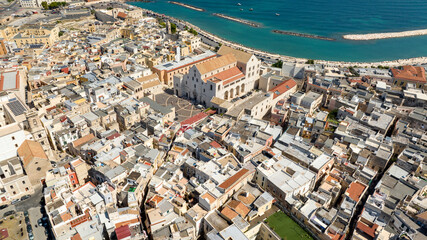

343,28,427,40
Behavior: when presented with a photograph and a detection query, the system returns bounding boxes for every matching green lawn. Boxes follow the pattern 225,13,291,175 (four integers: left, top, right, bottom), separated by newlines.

265,211,313,240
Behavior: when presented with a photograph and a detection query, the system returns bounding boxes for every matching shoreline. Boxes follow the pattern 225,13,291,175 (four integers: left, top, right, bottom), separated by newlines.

168,1,205,12
212,13,261,28
125,2,427,66
272,30,335,41
343,28,427,40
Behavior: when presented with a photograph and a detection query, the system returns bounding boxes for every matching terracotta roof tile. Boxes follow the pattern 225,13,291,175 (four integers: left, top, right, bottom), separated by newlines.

180,112,208,126
220,206,238,220
356,221,378,238
115,225,131,240
17,140,48,168
72,133,95,148
228,200,250,217
391,66,426,83
209,141,221,148
204,66,244,85
218,168,249,191
217,45,252,63
346,181,366,202
269,78,297,99
201,192,216,204
196,54,236,75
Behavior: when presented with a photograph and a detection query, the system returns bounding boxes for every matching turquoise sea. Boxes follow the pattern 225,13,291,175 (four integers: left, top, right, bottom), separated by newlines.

128,0,427,62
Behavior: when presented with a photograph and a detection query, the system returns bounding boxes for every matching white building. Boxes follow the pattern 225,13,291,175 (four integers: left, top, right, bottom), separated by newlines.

0,123,28,162
174,54,243,106
19,0,39,8
217,45,261,90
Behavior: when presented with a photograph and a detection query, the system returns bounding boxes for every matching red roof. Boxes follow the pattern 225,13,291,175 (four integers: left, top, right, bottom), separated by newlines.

210,141,221,148
0,228,9,240
218,168,249,190
106,132,121,140
117,12,127,19
356,221,378,238
391,66,426,83
269,79,297,99
115,225,131,240
180,112,208,126
204,66,244,85
346,181,366,202
206,109,216,115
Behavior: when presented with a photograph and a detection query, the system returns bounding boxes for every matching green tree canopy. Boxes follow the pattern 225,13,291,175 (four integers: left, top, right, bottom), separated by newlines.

272,60,283,68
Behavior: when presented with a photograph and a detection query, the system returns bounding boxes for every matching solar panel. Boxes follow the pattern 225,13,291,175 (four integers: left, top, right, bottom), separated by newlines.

7,100,26,116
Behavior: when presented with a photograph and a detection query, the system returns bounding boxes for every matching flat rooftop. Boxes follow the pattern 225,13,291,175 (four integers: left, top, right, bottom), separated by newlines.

226,93,270,118
154,51,216,71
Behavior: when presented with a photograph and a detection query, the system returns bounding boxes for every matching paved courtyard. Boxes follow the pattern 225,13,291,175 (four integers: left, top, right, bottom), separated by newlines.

154,90,202,122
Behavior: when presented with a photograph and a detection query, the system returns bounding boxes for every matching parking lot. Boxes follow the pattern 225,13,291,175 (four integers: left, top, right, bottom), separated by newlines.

154,90,202,122
0,188,49,240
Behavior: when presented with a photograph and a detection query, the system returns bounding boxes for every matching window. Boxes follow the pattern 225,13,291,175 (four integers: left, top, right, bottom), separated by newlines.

210,85,213,91
22,181,25,184
15,144,18,148
70,175,74,179
11,136,15,140
10,186,13,189
13,191,16,195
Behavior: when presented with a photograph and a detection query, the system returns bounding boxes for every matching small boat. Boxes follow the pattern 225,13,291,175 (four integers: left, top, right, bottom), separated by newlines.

240,8,243,11
249,8,253,11
275,13,280,16
237,3,241,6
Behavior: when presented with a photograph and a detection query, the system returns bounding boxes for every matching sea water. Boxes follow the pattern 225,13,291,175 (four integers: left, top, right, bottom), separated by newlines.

129,0,427,62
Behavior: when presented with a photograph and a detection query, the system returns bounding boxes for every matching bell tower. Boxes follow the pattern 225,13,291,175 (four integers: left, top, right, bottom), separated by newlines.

25,109,51,153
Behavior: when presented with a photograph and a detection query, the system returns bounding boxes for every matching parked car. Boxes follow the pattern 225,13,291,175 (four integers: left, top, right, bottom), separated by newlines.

0,205,7,210
11,199,20,205
3,210,15,217
20,195,31,201
37,219,43,227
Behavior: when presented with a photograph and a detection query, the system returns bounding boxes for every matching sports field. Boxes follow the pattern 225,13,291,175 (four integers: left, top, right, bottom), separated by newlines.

265,211,313,240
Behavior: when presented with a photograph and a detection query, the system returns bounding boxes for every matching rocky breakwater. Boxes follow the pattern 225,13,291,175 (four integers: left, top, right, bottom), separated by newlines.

343,28,427,40
168,1,205,12
212,13,261,28
272,30,335,41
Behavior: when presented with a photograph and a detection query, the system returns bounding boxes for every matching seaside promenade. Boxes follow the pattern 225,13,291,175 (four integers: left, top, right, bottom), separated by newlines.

133,4,427,67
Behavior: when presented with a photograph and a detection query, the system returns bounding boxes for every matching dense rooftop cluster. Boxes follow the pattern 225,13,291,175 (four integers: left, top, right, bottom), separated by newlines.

0,1,426,240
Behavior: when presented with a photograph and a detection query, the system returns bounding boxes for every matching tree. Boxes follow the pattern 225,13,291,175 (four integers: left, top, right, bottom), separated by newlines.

170,23,177,34
272,60,283,68
214,43,222,52
305,59,315,64
58,31,64,37
41,1,48,10
188,28,198,36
